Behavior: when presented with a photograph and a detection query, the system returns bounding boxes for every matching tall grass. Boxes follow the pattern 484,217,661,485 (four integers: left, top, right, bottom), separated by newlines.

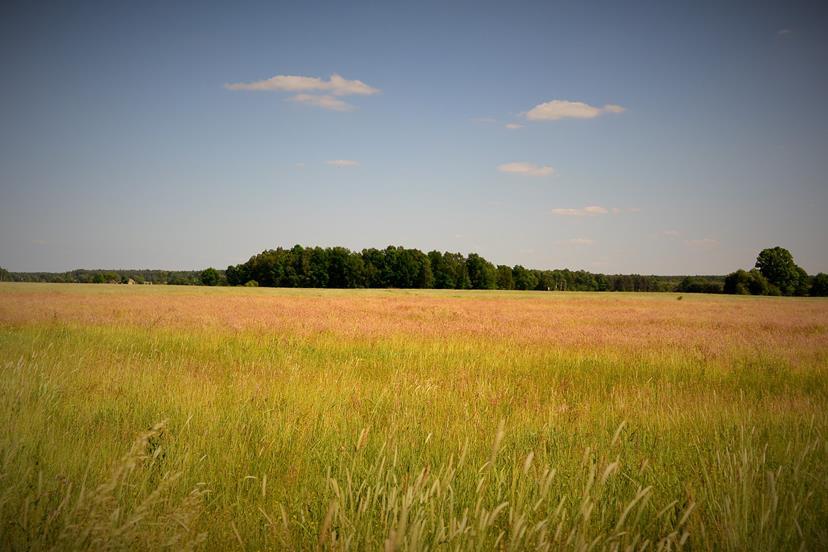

0,285,826,549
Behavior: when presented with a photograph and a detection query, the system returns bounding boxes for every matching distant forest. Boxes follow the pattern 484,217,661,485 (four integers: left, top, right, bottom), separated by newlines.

3,244,826,296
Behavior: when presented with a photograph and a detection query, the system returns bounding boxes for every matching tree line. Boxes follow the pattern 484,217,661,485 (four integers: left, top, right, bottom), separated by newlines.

2,245,825,296
224,245,704,292
0,268,204,285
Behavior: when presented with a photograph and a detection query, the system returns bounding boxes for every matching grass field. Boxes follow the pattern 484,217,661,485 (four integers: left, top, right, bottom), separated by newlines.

0,282,826,550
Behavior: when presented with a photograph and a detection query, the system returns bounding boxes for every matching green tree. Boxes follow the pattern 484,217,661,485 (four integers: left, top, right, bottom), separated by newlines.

466,253,496,289
0,266,10,282
793,266,810,296
676,277,722,294
495,265,514,290
811,273,828,296
327,247,356,288
428,251,452,289
512,265,537,291
226,264,247,286
200,267,220,286
747,269,770,295
429,251,470,289
755,247,802,296
724,269,770,295
361,248,387,288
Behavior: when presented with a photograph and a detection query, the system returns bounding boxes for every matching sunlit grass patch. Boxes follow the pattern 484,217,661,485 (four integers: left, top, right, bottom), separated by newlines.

0,283,826,549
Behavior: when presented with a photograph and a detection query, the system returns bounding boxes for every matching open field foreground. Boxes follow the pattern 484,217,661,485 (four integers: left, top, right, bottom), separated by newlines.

0,283,826,550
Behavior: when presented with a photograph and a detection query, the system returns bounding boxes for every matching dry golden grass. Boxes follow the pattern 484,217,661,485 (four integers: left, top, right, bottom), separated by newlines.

1,284,825,358
0,283,826,550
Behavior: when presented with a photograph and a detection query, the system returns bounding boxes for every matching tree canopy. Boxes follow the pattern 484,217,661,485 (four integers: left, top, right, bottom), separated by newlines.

723,247,820,297
810,273,828,297
223,245,676,292
755,247,808,295
199,268,221,286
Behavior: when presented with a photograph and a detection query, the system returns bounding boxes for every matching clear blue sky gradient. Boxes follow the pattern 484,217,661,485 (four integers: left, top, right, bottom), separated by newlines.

1,0,826,274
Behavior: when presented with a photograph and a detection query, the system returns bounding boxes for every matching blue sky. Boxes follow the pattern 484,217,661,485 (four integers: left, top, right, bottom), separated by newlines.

1,0,826,274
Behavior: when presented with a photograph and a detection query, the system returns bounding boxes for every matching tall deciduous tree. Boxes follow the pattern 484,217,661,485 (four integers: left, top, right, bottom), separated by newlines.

755,247,803,296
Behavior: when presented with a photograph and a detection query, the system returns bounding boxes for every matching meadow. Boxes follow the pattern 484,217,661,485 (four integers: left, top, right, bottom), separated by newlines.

0,282,826,550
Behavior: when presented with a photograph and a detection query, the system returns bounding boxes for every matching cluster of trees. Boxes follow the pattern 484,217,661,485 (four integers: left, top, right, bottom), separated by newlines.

723,247,827,296
224,245,675,292
674,276,724,294
3,244,825,296
0,268,210,285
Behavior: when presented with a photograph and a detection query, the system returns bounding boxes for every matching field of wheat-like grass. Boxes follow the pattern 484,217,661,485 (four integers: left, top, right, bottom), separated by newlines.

0,282,826,550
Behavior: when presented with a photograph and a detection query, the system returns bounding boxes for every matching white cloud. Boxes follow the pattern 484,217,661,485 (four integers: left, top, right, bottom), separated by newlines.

550,208,583,216
777,28,792,36
497,162,555,177
551,205,610,216
295,162,305,168
505,123,523,130
566,238,595,246
525,100,626,121
290,93,354,111
325,159,359,167
226,73,379,111
662,229,680,237
685,238,719,248
225,73,379,96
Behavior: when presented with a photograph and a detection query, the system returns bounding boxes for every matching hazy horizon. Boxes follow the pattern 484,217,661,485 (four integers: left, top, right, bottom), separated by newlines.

1,0,826,274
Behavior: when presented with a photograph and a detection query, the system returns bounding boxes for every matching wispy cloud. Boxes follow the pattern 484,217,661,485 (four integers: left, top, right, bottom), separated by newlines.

225,73,379,111
777,28,792,36
525,100,625,121
685,238,719,248
325,159,359,167
497,162,555,177
504,123,523,130
470,117,497,124
290,93,354,111
226,73,379,95
565,238,595,246
551,205,609,216
662,229,680,237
